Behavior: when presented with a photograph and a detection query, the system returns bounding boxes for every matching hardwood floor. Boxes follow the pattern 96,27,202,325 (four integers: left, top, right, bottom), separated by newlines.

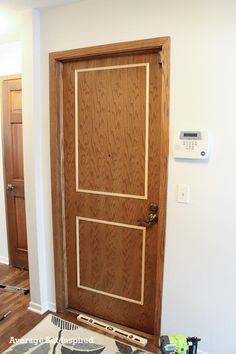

0,264,160,353
0,264,44,353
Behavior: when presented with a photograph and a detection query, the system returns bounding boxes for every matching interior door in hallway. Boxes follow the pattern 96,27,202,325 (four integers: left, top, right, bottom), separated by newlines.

2,78,28,270
59,43,169,335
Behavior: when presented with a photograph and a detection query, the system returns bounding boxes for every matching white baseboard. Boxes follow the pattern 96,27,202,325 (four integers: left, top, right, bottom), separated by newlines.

198,350,210,354
28,301,48,315
28,301,56,314
0,256,9,265
47,301,56,312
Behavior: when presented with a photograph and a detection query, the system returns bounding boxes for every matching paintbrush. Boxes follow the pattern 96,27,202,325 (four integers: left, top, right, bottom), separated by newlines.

0,311,11,322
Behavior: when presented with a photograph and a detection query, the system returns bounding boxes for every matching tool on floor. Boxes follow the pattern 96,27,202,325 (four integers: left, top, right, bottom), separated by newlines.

77,314,147,346
0,311,11,322
0,283,30,295
160,335,201,354
160,335,188,354
187,337,201,354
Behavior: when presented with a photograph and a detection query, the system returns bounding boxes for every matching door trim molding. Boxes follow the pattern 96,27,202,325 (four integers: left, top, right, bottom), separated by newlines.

75,63,150,199
76,216,146,305
49,37,170,335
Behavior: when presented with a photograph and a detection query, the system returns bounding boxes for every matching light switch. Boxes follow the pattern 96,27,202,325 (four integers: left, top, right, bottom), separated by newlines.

177,184,190,203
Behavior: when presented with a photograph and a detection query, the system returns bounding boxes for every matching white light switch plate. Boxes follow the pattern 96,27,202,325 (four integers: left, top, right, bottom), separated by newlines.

177,184,190,203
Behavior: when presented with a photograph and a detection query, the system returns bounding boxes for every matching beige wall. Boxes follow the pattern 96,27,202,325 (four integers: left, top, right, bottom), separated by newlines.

18,1,236,353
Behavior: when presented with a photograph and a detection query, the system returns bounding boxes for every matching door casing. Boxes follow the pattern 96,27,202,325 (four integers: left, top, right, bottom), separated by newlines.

49,37,170,335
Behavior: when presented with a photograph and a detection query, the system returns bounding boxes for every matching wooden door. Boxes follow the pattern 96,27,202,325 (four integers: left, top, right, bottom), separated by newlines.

2,78,28,269
62,50,166,334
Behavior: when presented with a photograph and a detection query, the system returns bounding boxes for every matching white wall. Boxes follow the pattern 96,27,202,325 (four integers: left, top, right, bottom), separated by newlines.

20,9,55,313
0,41,21,264
0,42,21,76
22,0,236,353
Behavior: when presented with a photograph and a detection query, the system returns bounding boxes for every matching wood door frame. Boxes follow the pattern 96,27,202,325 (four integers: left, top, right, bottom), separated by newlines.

49,37,170,335
0,74,22,266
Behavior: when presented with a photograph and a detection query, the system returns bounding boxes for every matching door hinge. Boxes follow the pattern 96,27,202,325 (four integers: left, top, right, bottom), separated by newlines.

158,51,163,64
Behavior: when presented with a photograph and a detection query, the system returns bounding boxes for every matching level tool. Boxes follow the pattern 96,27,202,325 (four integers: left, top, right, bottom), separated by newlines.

0,284,29,295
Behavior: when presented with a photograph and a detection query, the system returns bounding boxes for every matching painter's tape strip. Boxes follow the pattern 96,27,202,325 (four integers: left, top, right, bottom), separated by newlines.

77,314,147,347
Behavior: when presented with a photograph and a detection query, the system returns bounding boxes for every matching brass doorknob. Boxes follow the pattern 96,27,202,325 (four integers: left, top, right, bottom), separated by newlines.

138,203,158,227
6,184,14,191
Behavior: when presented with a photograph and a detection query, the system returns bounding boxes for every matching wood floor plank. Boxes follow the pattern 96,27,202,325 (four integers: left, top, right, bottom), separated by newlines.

0,264,44,353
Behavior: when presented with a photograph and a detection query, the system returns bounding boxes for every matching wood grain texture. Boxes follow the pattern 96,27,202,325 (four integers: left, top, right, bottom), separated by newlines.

64,52,161,333
2,78,28,269
76,65,146,196
0,264,42,353
77,219,143,302
50,60,68,311
11,123,24,179
14,197,27,250
10,89,22,113
49,36,169,62
50,37,170,336
153,38,170,335
0,264,160,354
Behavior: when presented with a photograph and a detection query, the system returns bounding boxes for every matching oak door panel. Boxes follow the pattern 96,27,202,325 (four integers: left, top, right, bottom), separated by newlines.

63,50,163,334
77,218,144,302
76,65,147,197
11,123,24,179
14,197,27,251
2,78,28,269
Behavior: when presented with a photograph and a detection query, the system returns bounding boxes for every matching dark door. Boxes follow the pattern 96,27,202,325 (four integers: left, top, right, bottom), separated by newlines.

2,78,28,269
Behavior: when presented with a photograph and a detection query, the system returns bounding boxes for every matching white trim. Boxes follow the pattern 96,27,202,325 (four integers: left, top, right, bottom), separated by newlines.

75,63,149,73
141,227,146,305
77,285,143,305
47,301,57,312
28,301,48,314
144,63,150,198
0,256,9,265
77,216,145,230
76,216,146,305
75,68,79,191
77,189,147,199
28,301,56,314
75,63,150,199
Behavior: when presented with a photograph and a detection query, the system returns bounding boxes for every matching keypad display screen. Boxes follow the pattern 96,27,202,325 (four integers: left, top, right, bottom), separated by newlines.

184,133,197,137
180,131,201,140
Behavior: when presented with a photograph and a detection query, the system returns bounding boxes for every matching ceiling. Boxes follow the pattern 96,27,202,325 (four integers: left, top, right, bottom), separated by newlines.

0,0,79,11
0,0,79,44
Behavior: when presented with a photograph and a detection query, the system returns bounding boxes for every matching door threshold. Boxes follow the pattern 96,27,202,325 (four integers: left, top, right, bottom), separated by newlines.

67,308,156,347
77,313,147,347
